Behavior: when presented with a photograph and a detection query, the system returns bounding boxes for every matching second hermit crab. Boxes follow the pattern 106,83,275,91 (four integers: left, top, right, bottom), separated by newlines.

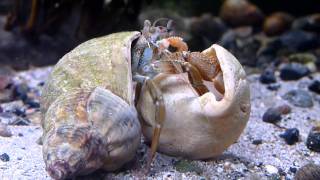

40,19,250,179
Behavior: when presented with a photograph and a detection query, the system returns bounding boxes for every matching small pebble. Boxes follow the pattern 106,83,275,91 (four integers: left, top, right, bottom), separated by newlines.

279,30,319,51
12,108,26,117
0,153,10,162
295,163,320,180
280,63,310,81
290,167,297,174
252,139,263,145
265,165,279,174
38,81,45,86
306,126,320,152
277,104,291,114
263,12,293,36
0,123,12,137
279,128,299,145
260,68,276,84
262,108,282,123
24,98,40,108
18,133,23,137
308,80,320,94
282,89,313,108
267,84,281,91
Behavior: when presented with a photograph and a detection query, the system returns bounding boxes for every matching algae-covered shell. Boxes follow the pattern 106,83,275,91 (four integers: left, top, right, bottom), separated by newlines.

138,44,250,159
41,32,141,179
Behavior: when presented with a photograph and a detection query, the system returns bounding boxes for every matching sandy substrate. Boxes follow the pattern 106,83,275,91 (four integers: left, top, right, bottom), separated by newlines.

0,67,319,179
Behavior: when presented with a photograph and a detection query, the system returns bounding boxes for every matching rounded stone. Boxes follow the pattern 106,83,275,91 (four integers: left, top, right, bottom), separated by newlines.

262,108,282,123
308,80,320,94
282,89,313,108
260,68,276,84
306,126,320,152
279,128,299,145
280,63,310,81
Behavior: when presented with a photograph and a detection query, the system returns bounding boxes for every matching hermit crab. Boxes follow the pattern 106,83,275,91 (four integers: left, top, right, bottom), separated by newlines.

40,19,250,179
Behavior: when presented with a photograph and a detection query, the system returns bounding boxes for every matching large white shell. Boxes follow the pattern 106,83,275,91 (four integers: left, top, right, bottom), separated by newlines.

137,44,250,159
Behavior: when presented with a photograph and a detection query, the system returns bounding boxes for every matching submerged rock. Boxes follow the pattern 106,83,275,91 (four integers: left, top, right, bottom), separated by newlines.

220,0,264,27
260,68,276,84
280,63,310,81
306,126,320,152
0,153,10,162
263,12,293,36
295,163,320,180
279,128,299,145
308,80,320,94
279,31,319,52
282,89,313,108
262,107,282,124
189,14,227,49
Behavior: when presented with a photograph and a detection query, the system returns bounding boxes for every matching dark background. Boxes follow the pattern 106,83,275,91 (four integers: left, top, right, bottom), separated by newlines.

0,0,319,69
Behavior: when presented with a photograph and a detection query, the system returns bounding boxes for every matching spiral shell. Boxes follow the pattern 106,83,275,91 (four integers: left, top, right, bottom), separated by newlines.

41,32,141,179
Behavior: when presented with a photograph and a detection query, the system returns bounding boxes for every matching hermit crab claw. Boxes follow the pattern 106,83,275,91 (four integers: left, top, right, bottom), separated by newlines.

137,44,250,159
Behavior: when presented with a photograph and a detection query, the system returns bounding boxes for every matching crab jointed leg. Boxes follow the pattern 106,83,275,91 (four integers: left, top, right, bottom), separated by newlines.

153,59,210,96
144,78,165,171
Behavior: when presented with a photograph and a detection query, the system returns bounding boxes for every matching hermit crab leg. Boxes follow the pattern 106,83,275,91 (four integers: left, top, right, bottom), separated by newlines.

144,79,165,171
25,0,38,31
153,60,209,96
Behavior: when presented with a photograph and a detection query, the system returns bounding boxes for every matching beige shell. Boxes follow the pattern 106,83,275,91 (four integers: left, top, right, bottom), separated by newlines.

40,32,141,179
137,44,250,159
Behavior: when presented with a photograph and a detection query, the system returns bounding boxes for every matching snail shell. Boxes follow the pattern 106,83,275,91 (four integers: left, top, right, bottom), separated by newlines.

41,32,141,179
137,44,250,159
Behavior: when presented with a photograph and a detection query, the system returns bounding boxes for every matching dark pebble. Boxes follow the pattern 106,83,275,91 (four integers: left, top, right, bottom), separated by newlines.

262,108,282,123
24,98,40,108
18,133,23,137
306,126,320,152
260,68,276,84
0,153,10,162
279,128,299,145
12,108,26,117
38,81,45,86
292,14,320,33
279,30,319,51
252,139,263,145
290,167,297,174
280,63,310,81
308,80,320,94
13,83,29,101
282,89,313,108
267,84,281,91
295,163,320,180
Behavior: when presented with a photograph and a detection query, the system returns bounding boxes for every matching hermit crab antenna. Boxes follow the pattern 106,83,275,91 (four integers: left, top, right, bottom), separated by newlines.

166,19,174,32
152,18,171,27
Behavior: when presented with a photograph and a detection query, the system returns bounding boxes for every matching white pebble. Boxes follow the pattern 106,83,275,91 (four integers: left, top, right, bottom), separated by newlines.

265,165,278,174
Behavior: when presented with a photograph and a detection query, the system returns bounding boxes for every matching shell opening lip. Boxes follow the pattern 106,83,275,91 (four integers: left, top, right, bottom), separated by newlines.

202,47,225,101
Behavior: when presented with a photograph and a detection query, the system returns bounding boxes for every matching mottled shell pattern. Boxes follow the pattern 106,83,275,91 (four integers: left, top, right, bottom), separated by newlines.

40,32,141,179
